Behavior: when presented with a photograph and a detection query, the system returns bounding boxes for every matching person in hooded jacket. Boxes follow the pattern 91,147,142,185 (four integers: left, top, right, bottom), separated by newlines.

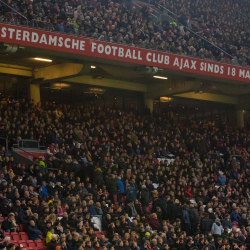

185,186,193,199
94,167,103,188
171,199,182,220
140,185,150,215
189,203,199,236
182,205,191,236
201,212,214,235
117,177,124,202
211,218,224,240
149,213,160,230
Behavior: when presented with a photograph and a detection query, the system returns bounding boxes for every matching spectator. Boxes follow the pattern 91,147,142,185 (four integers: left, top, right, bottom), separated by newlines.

140,185,150,215
46,228,55,244
117,177,124,200
2,213,16,232
47,234,59,250
182,205,191,236
231,208,241,223
74,6,84,21
211,218,224,238
28,220,42,240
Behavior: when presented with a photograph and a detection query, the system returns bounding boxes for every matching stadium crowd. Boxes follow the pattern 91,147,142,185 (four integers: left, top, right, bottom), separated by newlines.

0,0,250,66
0,98,248,250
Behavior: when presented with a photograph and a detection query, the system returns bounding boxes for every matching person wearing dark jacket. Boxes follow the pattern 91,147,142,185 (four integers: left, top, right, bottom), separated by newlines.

106,174,119,203
125,201,138,217
182,205,191,236
149,213,161,230
166,200,174,219
0,200,13,217
94,167,103,188
155,194,167,219
60,212,70,229
27,220,41,240
171,199,182,220
189,204,199,235
222,214,233,229
230,208,241,222
140,185,150,214
47,234,59,250
2,213,16,232
17,207,30,225
201,213,214,235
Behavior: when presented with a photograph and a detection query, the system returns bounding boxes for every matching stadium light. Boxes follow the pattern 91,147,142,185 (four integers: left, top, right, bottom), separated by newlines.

153,76,168,80
34,58,52,62
91,66,96,69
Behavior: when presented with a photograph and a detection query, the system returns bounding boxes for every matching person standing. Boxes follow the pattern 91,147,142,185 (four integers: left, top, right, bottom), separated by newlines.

182,205,191,236
189,204,199,235
211,218,224,241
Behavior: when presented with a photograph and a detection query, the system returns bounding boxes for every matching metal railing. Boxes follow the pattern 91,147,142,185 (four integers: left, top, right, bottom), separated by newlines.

156,3,234,59
0,0,28,26
31,19,54,31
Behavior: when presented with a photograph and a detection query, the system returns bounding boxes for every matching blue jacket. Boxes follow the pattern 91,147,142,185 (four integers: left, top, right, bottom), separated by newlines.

222,219,233,229
231,211,241,222
218,176,226,185
182,209,191,225
126,185,137,201
28,225,41,240
87,205,97,216
42,186,48,196
117,179,124,193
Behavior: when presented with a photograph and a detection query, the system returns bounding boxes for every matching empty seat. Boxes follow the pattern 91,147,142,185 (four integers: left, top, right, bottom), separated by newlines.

11,232,20,241
13,242,19,247
35,240,44,248
102,231,108,237
20,233,29,241
95,231,102,238
19,224,27,232
27,240,36,248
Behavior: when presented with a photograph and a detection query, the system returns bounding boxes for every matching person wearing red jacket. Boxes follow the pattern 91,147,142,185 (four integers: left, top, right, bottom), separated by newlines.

185,186,193,199
149,213,160,230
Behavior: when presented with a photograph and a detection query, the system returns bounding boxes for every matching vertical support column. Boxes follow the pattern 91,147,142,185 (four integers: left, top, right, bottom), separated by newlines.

144,98,154,114
236,109,244,128
30,84,40,105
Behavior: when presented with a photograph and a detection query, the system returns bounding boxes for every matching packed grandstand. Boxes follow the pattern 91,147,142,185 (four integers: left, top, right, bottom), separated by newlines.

0,99,247,250
0,0,249,249
0,0,250,66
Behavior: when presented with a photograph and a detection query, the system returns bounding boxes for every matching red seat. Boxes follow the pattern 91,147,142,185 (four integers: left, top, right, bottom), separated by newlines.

102,231,108,237
20,233,29,241
146,204,152,213
95,231,102,238
35,240,44,248
19,241,28,247
0,217,4,221
4,232,10,237
11,232,20,241
19,224,27,232
27,240,36,248
13,242,19,247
